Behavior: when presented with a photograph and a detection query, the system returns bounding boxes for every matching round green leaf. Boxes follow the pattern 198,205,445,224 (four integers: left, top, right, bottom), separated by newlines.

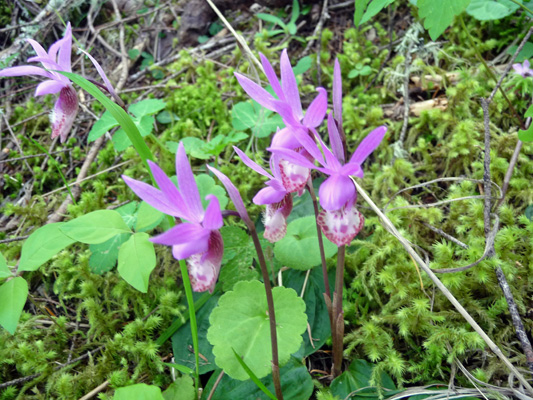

232,102,256,130
114,383,164,400
117,232,156,293
274,216,337,270
19,223,76,272
0,277,28,334
60,210,131,244
207,280,307,380
163,376,195,400
195,174,229,210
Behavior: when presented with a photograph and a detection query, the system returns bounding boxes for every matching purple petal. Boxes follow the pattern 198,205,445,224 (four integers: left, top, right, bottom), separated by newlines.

202,194,223,230
253,185,287,205
267,147,317,170
271,126,303,149
233,146,273,179
271,99,300,127
327,113,345,164
333,58,343,127
350,126,387,165
26,39,50,62
147,160,192,222
35,80,65,96
280,49,303,119
122,175,181,217
260,53,284,100
318,174,356,211
292,127,327,167
0,65,53,79
176,142,204,221
234,72,276,111
79,49,118,102
57,22,72,72
187,230,223,293
525,59,530,69
207,165,253,228
50,85,78,142
151,223,210,246
302,88,327,128
513,63,526,77
340,162,364,178
172,234,210,259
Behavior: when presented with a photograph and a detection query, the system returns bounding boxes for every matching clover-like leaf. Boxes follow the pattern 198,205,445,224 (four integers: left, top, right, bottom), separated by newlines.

207,280,307,380
418,0,470,40
0,277,28,334
274,216,337,270
60,210,131,244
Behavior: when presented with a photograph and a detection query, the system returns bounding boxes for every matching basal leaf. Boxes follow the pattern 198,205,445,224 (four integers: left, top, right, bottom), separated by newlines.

274,216,338,270
117,232,156,293
19,223,76,272
284,266,335,357
207,280,307,380
202,357,313,400
354,0,370,25
60,210,131,245
114,383,164,400
171,293,221,374
418,0,470,41
330,359,397,399
0,277,28,334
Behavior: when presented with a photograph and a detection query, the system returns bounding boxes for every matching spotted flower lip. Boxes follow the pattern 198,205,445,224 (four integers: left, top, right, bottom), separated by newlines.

0,22,116,143
234,50,328,149
122,142,224,293
513,59,533,78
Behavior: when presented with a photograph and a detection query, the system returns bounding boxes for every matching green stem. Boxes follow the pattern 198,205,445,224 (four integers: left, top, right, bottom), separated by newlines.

307,179,331,301
248,224,284,400
332,245,346,378
28,138,76,205
179,259,200,396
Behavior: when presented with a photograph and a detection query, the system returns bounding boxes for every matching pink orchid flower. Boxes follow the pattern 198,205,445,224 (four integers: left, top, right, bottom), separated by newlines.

513,59,533,78
269,118,386,246
235,49,328,150
0,23,116,143
233,147,297,242
122,142,224,293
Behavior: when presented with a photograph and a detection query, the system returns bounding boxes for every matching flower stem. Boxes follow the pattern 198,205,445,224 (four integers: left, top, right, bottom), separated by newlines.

307,179,331,301
179,259,200,396
332,245,346,378
249,223,283,400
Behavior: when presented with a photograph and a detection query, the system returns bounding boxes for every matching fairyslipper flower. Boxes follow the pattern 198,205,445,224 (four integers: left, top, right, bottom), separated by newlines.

0,22,117,143
513,59,533,78
233,147,297,242
269,115,387,246
235,49,328,150
122,142,224,293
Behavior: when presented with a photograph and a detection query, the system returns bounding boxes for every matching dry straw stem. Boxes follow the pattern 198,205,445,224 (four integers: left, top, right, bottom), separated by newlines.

204,0,264,74
352,178,533,396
